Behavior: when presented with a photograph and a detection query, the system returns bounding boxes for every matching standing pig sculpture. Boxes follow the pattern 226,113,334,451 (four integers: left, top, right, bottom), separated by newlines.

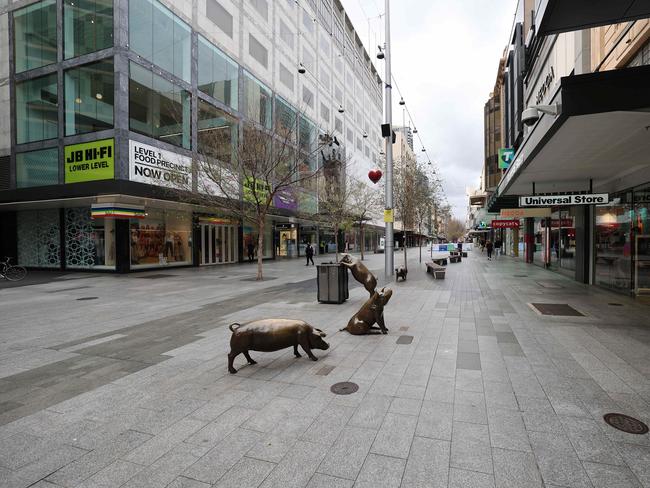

340,253,377,296
228,319,329,374
340,287,393,335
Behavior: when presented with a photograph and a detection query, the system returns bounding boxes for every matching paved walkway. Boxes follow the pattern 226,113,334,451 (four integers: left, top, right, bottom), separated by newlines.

1,250,649,488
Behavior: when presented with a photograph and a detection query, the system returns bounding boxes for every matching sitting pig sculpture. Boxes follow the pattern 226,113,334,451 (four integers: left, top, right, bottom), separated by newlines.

340,287,393,335
228,319,329,374
340,253,377,296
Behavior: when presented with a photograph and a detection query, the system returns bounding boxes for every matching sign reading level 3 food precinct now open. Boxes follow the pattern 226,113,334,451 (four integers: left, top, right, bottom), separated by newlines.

65,139,114,183
519,193,609,206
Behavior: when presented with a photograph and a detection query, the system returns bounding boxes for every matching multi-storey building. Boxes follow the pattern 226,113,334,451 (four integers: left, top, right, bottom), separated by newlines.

0,0,384,272
486,0,650,296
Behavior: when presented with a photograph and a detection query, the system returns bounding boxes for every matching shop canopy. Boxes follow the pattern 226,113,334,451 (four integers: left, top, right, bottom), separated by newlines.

489,64,650,212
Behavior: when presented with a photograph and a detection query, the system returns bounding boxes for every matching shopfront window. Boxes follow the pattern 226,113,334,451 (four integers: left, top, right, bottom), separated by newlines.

533,218,545,266
130,209,191,268
595,195,633,292
129,62,191,149
16,148,59,188
633,185,650,293
14,0,57,73
197,99,237,163
64,0,113,59
243,221,273,258
299,117,315,154
129,0,191,82
198,36,238,109
243,71,272,129
65,59,114,135
65,208,115,269
16,74,58,144
276,224,298,257
17,209,61,268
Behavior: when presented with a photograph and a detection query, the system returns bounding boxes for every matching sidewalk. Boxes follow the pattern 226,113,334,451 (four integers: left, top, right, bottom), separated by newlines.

0,251,649,487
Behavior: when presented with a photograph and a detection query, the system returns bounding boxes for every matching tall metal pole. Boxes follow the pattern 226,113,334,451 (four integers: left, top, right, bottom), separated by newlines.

384,0,394,278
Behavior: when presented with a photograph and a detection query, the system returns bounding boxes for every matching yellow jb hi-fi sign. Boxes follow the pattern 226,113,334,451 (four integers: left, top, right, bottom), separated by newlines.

64,138,114,183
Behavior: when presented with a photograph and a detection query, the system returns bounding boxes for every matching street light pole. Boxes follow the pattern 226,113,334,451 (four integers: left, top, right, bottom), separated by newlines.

384,0,394,278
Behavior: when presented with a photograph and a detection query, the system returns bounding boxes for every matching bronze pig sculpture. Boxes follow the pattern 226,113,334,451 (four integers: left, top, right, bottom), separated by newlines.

340,253,377,296
395,267,408,282
340,287,393,335
228,319,329,374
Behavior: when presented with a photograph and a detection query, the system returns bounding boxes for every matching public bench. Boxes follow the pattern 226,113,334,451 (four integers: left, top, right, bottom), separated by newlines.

425,261,446,279
449,255,461,263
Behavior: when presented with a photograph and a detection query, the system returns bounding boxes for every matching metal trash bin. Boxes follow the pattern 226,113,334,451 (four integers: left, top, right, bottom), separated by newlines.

317,263,349,304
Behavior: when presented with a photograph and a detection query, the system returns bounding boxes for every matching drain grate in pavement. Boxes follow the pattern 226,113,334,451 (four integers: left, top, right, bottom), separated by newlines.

330,382,358,395
603,413,649,435
315,365,335,376
136,274,176,279
608,303,623,307
76,296,98,301
530,303,584,317
396,335,414,344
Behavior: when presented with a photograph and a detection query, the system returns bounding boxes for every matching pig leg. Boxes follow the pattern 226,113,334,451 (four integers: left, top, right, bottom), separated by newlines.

293,344,302,358
376,313,389,334
298,334,318,361
228,351,239,374
243,351,257,365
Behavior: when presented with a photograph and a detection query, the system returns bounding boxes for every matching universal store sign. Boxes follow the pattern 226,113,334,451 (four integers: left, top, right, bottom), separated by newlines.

519,193,609,206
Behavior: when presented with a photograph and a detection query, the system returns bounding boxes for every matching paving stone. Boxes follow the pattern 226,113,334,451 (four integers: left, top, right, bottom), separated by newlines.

424,376,455,403
317,426,376,480
213,457,275,488
306,473,353,488
123,442,207,488
450,421,493,474
492,448,542,488
487,408,531,452
259,441,328,488
448,468,495,488
583,462,642,488
184,407,255,448
415,401,453,441
370,412,418,459
615,442,650,487
454,390,487,424
559,416,625,466
354,453,406,488
528,430,593,488
14,443,88,485
400,436,449,488
75,460,143,488
347,394,391,430
167,476,212,488
389,397,422,416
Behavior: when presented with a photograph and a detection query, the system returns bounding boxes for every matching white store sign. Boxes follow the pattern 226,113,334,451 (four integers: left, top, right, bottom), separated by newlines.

519,193,609,207
129,140,192,189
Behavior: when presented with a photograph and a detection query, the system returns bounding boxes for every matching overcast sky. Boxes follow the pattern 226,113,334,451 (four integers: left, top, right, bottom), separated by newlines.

342,0,515,220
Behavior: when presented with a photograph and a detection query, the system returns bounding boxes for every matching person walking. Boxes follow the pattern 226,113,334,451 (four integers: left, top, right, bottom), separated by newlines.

480,238,486,253
494,237,502,259
305,242,315,266
486,240,494,260
247,241,255,263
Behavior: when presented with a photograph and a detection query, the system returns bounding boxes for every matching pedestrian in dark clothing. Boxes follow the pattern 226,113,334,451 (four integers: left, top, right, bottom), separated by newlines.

494,238,502,259
480,238,486,252
305,243,315,266
486,240,494,260
247,242,255,263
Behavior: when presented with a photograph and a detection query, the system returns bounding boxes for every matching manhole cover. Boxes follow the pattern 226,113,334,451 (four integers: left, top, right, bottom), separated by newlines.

608,303,623,307
603,413,649,434
330,382,359,395
530,303,584,317
396,335,414,344
76,297,98,301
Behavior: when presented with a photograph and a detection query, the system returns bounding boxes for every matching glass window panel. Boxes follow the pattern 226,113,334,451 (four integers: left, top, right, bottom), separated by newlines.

275,96,296,141
129,0,191,82
129,62,191,149
14,0,57,73
206,0,233,37
243,71,272,129
64,0,113,59
16,73,58,144
198,36,238,109
299,117,315,154
16,148,59,188
65,59,114,135
279,63,294,91
248,34,268,68
198,98,237,164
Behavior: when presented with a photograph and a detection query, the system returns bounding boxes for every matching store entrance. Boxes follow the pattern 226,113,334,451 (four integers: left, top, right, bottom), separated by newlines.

200,224,238,265
635,235,650,295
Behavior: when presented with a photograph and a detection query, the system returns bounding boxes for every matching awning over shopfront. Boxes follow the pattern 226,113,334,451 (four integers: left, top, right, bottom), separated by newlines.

536,0,650,36
488,64,650,212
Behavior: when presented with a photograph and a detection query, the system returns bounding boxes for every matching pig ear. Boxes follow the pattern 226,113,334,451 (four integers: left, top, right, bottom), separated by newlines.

315,328,326,337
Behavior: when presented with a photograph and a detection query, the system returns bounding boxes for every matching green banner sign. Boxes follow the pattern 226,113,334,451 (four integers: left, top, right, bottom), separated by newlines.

243,176,270,203
498,148,515,169
65,138,114,183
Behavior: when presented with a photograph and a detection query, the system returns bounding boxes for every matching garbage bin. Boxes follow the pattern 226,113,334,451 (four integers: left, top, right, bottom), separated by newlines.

317,263,349,304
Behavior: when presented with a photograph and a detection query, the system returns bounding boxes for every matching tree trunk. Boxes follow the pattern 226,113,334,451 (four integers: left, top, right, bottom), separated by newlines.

419,224,422,263
360,222,365,261
403,231,408,271
256,217,264,281
334,224,339,263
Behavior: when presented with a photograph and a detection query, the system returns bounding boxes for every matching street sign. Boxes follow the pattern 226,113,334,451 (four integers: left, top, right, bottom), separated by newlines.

491,220,520,229
500,208,551,218
519,193,609,207
498,148,515,169
384,209,394,223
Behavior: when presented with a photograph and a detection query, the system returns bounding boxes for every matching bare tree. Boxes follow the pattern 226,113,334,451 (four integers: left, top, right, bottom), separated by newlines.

348,178,382,261
171,103,329,280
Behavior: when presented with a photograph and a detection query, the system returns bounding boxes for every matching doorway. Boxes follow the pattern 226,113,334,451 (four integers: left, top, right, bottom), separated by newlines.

635,235,650,295
200,224,238,265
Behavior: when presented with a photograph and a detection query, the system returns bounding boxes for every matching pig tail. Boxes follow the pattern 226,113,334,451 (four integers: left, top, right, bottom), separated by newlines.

229,323,241,332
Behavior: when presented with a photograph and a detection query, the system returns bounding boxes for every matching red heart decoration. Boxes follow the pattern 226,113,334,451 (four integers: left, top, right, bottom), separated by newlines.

368,169,383,184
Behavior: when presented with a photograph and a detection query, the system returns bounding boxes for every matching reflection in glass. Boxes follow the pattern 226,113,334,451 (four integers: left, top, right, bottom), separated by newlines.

243,71,272,129
15,149,59,188
64,0,113,59
197,99,237,163
16,74,58,144
65,59,114,135
595,197,632,292
130,209,191,268
198,36,238,109
14,0,57,73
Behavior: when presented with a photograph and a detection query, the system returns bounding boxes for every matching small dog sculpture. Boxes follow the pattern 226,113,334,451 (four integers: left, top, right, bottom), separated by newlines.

340,287,393,335
395,267,408,282
228,319,329,374
340,253,377,296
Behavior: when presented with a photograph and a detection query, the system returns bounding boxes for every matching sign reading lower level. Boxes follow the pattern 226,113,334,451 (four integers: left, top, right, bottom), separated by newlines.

129,140,192,188
519,193,609,207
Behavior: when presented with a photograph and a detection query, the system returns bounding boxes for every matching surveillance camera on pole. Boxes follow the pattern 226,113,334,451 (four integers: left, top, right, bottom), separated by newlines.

522,103,561,127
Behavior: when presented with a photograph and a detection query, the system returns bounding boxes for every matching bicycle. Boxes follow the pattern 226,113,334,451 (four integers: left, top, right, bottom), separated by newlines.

0,257,27,281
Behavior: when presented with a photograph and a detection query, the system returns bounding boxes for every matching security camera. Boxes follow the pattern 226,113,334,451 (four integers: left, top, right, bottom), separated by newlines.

522,104,561,127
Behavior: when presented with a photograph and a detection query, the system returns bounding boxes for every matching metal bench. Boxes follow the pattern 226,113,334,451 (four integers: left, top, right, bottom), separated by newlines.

425,261,446,279
449,255,461,263
432,257,448,266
